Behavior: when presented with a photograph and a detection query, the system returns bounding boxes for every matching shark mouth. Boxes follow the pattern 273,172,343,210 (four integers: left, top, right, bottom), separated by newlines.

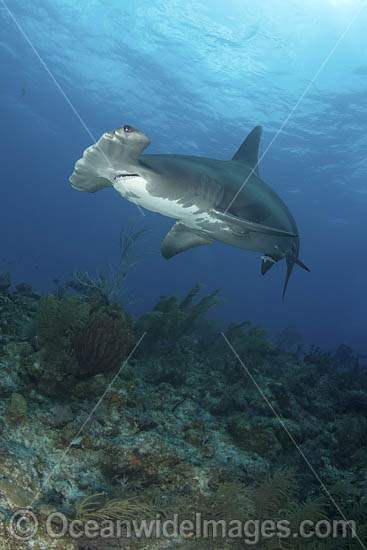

115,173,140,179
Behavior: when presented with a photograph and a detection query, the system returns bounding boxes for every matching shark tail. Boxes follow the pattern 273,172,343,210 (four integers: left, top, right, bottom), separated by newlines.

282,254,310,298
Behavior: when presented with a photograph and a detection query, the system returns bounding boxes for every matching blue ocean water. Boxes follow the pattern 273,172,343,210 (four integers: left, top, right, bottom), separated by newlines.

1,0,366,353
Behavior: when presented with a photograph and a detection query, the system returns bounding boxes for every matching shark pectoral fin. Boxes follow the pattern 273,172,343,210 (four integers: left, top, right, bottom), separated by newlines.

211,209,297,238
161,223,214,259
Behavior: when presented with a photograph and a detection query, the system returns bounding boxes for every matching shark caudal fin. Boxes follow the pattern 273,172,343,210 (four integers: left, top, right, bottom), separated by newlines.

261,253,310,298
282,254,310,298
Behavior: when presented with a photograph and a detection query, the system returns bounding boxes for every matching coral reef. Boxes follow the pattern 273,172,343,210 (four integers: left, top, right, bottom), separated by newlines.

31,294,90,359
24,294,132,394
72,307,132,375
0,279,366,549
0,272,11,294
134,284,220,346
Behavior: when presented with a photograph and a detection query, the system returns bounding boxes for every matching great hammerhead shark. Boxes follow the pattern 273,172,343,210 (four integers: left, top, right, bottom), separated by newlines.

69,124,309,296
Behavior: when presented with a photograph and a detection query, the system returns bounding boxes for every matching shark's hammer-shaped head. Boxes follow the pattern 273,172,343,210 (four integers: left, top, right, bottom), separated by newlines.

69,124,150,192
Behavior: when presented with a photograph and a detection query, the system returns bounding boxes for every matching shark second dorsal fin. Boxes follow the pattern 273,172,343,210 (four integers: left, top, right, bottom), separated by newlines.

161,223,214,259
232,125,262,175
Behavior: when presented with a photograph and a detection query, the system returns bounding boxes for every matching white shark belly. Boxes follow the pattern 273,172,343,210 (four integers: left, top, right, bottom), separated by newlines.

113,175,221,230
112,175,277,252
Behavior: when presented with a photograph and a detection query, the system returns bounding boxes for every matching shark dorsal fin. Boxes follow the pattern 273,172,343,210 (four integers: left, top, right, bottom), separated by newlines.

232,125,262,175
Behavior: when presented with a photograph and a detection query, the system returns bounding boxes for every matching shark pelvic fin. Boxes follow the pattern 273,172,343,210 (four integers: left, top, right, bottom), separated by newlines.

232,125,262,175
211,209,297,238
261,254,279,275
161,223,214,259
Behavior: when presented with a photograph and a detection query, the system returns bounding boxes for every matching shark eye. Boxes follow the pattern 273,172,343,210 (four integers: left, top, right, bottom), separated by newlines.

123,125,133,133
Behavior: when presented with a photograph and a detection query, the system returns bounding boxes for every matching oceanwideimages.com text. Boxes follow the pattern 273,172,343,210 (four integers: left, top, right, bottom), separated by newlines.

6,509,358,545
